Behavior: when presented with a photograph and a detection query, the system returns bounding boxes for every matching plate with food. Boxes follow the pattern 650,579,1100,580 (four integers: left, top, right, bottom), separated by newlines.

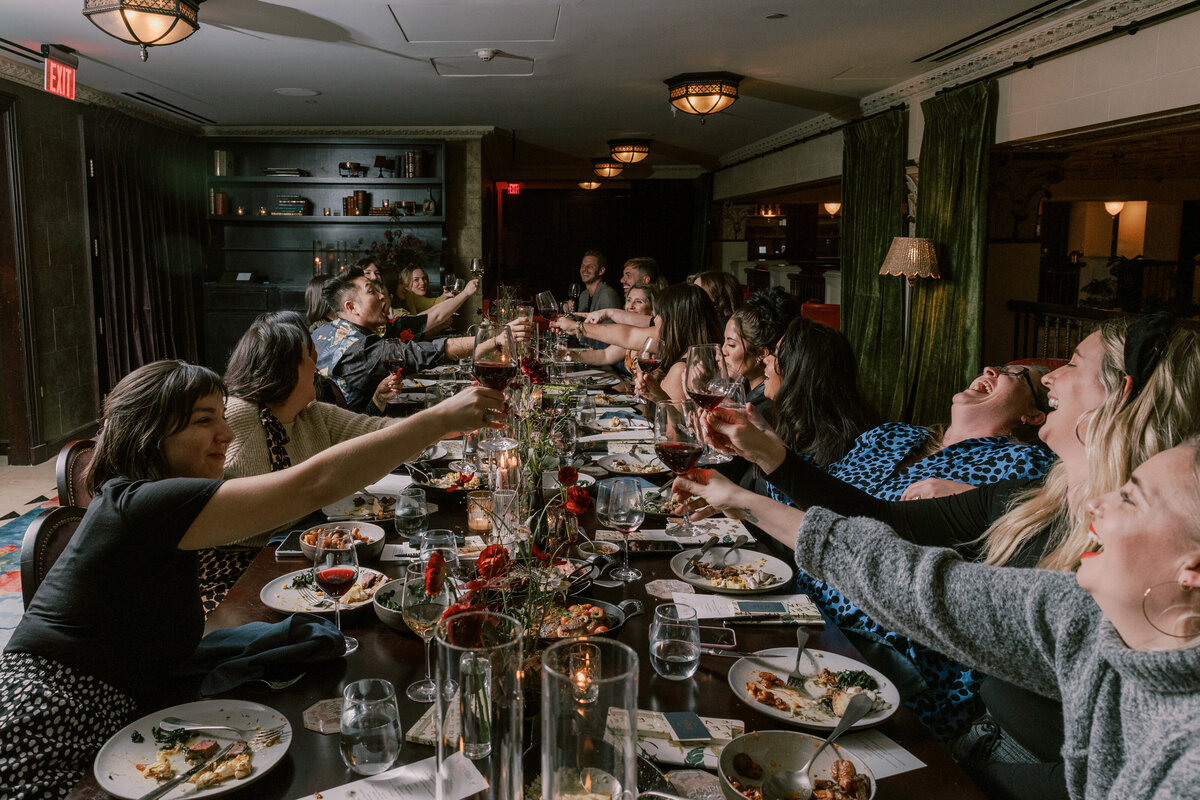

727,648,899,731
595,393,637,407
412,467,486,499
93,699,291,799
589,414,651,433
298,521,386,562
322,492,396,521
641,485,676,520
598,454,669,476
669,547,792,594
260,568,388,615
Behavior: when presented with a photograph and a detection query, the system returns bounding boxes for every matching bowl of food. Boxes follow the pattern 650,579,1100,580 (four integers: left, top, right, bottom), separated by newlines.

413,467,486,500
372,580,409,632
299,521,387,563
718,729,875,800
574,539,620,560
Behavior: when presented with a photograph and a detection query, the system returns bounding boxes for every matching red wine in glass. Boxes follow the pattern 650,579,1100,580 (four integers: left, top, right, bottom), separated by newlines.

474,361,517,390
637,357,662,373
315,566,357,598
687,390,728,411
383,358,405,376
655,441,704,475
537,307,558,323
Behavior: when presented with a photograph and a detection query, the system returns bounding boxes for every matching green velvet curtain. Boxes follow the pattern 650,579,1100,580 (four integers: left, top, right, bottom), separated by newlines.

905,82,996,424
841,109,907,420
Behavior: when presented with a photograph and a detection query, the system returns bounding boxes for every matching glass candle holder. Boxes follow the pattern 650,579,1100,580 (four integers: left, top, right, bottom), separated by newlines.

467,490,493,538
435,611,524,800
541,638,638,800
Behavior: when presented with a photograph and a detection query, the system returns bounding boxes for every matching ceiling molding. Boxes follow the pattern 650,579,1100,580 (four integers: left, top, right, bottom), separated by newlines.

0,54,200,134
200,125,495,140
720,0,1197,166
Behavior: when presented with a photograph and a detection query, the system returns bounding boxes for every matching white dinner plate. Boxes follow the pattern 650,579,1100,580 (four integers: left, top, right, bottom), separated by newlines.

322,492,396,520
546,471,596,489
669,547,793,594
589,415,651,433
259,568,387,615
93,699,292,799
727,647,900,730
597,454,669,476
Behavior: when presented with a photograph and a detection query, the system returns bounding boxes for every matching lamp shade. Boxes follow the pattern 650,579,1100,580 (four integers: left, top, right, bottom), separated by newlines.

664,72,741,117
823,202,842,217
592,159,624,178
879,237,940,283
1104,201,1125,216
577,181,601,190
83,0,199,60
609,139,650,164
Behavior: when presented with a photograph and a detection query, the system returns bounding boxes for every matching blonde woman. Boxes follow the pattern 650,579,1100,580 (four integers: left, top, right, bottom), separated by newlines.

569,284,657,372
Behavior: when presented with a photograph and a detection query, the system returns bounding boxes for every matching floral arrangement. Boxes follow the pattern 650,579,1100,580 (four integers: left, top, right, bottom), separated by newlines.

357,229,441,272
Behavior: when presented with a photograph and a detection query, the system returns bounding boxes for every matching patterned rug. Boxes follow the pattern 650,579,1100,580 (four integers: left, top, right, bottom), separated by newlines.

0,495,58,649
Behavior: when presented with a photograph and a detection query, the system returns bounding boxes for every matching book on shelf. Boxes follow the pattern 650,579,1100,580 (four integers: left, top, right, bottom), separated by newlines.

262,167,310,176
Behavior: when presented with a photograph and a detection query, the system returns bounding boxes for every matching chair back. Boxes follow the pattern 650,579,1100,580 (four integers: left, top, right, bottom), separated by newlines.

800,301,841,330
20,505,87,609
55,439,96,509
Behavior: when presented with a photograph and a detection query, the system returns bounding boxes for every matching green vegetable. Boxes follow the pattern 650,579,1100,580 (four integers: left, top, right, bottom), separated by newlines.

151,726,191,748
131,730,144,743
289,570,315,589
835,669,878,691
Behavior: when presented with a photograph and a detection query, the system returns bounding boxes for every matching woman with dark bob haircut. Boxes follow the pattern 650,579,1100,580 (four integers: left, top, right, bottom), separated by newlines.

0,359,500,798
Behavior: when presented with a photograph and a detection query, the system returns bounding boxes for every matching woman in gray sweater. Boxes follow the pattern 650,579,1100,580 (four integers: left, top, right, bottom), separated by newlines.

674,440,1200,799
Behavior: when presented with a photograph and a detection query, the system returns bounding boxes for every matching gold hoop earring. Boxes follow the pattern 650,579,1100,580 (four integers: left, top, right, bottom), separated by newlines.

1141,581,1199,639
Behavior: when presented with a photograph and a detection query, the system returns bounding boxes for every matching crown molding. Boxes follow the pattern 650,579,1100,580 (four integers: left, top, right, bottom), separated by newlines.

0,54,201,134
201,125,494,140
720,0,1196,166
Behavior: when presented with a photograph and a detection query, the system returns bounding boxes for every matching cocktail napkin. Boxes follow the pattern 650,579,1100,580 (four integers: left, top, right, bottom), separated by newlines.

605,709,743,769
299,754,487,800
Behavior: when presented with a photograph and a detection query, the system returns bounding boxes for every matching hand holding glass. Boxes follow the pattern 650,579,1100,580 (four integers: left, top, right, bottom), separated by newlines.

655,401,704,538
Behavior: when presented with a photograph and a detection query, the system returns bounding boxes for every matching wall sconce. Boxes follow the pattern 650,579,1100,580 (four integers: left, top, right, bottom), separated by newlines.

1104,201,1125,216
755,204,781,218
592,159,624,178
823,202,842,217
664,72,742,121
609,139,651,164
82,0,200,62
577,181,601,190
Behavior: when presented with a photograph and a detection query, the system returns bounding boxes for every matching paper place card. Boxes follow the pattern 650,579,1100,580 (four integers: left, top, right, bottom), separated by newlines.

365,474,414,495
671,592,823,625
595,529,717,545
299,754,487,800
382,535,488,562
605,708,743,769
838,730,926,779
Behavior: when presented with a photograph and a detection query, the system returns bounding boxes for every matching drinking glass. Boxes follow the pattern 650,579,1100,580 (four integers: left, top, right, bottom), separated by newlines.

340,678,402,775
491,488,520,543
685,344,734,466
473,319,518,452
470,257,485,280
574,393,597,430
567,282,582,303
654,401,704,538
394,487,427,540
596,479,644,582
401,560,453,702
380,338,408,407
312,532,360,654
467,490,493,540
535,291,560,323
450,277,466,295
420,529,461,575
648,603,700,681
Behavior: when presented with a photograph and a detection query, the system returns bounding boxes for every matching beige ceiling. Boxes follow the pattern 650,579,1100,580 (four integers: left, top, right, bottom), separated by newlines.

3,0,1096,176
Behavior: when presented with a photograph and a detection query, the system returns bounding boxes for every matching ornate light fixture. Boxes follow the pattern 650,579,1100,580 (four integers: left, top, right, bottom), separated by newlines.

592,159,624,178
823,202,842,217
880,236,940,348
608,139,651,164
755,204,781,218
578,181,601,190
664,72,742,120
82,0,200,62
1104,201,1125,216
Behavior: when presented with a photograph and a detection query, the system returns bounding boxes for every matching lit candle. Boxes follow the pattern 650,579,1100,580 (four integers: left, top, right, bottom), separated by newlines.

568,643,600,704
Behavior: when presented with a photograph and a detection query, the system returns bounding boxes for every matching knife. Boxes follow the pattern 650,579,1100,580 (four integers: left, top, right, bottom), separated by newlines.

700,648,794,668
137,741,240,800
682,535,720,575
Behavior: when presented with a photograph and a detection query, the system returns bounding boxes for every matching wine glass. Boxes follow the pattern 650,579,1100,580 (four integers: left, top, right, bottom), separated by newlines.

394,487,428,543
597,478,644,582
649,603,700,680
449,277,465,295
469,258,485,280
568,282,582,303
634,336,660,399
312,532,360,655
686,344,734,465
473,318,519,452
401,560,453,702
380,338,407,409
654,401,705,539
535,291,560,324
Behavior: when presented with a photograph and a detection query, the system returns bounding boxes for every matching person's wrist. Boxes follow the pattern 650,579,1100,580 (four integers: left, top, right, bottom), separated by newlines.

759,442,787,474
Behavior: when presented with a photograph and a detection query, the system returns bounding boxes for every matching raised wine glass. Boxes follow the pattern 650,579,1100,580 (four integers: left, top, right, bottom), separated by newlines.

473,318,519,452
568,282,582,303
469,258,485,280
654,401,705,538
685,344,734,465
380,338,407,411
597,478,644,582
634,336,660,399
312,532,361,655
534,291,560,324
400,559,453,702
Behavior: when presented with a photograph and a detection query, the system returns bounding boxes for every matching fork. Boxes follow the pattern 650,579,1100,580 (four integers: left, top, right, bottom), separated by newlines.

248,673,306,691
787,626,813,689
157,718,288,751
295,583,331,609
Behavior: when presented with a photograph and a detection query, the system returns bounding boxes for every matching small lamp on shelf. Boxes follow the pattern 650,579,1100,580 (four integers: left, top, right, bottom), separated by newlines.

373,156,392,178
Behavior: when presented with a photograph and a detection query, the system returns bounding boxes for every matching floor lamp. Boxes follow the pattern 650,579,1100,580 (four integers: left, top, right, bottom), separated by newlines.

879,236,940,350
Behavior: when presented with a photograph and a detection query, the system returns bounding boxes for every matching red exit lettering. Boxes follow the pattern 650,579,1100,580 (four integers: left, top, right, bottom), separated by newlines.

506,183,521,195
44,59,76,101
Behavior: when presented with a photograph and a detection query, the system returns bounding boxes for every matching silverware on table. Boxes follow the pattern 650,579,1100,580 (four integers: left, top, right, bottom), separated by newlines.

717,533,749,565
156,718,287,751
787,626,812,689
682,535,720,575
136,741,239,800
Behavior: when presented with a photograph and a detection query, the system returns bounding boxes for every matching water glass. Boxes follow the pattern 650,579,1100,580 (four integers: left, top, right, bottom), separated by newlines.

491,489,520,543
340,678,402,776
395,487,427,539
575,394,597,429
649,603,700,680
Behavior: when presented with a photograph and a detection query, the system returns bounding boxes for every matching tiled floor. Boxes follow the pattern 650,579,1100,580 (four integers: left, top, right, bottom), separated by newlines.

0,456,58,521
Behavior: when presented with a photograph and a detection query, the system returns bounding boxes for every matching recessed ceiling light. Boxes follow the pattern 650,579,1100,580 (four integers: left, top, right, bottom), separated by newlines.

274,88,321,97
766,12,787,19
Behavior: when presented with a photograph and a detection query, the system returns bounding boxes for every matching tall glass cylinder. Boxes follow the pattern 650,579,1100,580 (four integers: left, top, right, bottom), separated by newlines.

541,638,638,800
435,611,524,800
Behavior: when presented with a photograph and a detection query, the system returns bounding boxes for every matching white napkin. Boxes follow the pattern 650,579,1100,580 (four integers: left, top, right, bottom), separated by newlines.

365,474,414,495
578,430,653,443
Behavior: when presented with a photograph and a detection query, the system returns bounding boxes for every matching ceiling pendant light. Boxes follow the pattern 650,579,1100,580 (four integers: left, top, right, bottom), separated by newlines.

592,159,624,178
82,0,200,62
609,139,651,164
578,181,602,190
664,72,742,122
823,202,842,217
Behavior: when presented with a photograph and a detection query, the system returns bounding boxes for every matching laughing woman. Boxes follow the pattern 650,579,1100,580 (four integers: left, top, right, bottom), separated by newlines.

0,361,501,798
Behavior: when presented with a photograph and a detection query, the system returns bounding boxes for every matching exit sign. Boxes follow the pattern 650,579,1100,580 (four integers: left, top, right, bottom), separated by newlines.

506,183,521,195
43,46,77,101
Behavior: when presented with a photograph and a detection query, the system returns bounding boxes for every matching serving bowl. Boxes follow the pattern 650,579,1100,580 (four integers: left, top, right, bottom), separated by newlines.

412,467,486,501
371,581,409,632
298,521,387,563
717,729,876,800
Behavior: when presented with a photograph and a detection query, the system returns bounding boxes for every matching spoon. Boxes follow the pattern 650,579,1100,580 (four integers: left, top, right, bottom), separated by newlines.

718,533,750,565
761,692,874,800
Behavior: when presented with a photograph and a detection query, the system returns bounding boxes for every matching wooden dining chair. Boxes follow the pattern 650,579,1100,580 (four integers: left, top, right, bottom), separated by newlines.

20,505,87,609
55,438,96,509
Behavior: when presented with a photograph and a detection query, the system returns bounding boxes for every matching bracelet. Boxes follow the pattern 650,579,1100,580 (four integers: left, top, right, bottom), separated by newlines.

577,320,585,337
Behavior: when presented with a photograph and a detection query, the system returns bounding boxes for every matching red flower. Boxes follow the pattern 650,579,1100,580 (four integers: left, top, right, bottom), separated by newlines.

531,541,553,565
477,545,511,580
565,485,592,515
399,329,415,343
557,466,578,487
424,552,447,595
